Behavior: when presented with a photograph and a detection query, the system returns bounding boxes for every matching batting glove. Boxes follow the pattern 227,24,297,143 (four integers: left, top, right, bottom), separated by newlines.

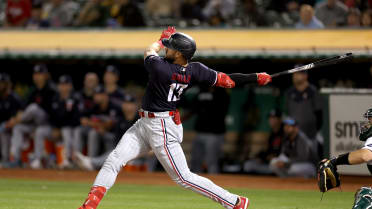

158,26,176,48
257,73,272,86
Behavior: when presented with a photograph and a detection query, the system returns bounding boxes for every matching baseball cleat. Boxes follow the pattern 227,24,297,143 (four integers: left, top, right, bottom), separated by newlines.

233,196,249,209
78,206,94,209
73,152,94,171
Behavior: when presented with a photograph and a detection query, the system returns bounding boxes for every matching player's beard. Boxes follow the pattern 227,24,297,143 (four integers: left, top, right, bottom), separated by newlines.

165,48,176,63
164,57,175,63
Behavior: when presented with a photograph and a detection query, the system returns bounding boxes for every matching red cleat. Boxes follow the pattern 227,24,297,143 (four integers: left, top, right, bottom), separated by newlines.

77,186,106,209
78,206,94,209
233,196,249,209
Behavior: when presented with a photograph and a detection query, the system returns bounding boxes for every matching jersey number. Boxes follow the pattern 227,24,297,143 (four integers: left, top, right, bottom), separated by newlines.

168,83,188,102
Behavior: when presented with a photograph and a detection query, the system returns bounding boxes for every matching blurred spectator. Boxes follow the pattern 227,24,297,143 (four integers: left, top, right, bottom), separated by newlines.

109,0,145,27
235,0,268,27
73,73,99,156
73,95,138,170
77,72,99,116
344,0,372,11
74,0,111,27
73,86,122,158
145,0,180,22
285,70,322,141
49,75,80,168
243,108,284,174
187,87,230,174
26,2,49,28
180,0,206,25
284,70,322,159
315,0,348,27
347,8,361,27
295,4,324,28
104,65,126,105
0,73,23,166
203,0,236,26
266,0,301,27
41,0,79,27
9,64,56,169
4,0,31,27
269,117,317,178
362,9,372,27
267,0,316,13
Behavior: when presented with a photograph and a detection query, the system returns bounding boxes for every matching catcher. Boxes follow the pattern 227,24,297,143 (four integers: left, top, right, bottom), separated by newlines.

318,108,372,208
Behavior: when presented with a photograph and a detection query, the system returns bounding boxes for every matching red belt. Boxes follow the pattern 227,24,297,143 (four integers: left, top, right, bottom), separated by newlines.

139,110,176,118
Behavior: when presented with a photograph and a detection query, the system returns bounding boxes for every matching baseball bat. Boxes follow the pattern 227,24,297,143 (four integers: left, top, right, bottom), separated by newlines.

270,53,353,78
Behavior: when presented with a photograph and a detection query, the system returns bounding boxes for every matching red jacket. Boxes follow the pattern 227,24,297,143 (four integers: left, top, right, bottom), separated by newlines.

6,0,31,26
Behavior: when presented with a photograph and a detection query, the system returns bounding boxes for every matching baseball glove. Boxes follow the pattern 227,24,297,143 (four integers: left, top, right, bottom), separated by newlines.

317,159,341,192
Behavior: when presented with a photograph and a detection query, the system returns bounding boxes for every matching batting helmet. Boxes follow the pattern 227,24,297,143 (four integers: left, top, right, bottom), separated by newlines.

162,32,196,61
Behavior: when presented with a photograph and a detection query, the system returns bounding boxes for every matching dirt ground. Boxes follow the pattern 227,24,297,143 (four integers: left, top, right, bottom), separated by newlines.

1,169,371,192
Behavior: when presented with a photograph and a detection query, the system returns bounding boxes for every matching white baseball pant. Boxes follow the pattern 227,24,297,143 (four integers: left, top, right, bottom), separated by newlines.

93,112,239,209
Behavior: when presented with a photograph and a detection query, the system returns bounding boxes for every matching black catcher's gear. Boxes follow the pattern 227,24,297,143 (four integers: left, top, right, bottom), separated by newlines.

360,108,372,141
317,159,341,193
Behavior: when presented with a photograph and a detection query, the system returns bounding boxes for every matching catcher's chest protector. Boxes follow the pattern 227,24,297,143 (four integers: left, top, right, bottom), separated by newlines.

353,187,372,209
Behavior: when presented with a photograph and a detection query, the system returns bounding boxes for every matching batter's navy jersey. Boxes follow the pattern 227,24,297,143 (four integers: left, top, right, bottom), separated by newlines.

142,55,217,112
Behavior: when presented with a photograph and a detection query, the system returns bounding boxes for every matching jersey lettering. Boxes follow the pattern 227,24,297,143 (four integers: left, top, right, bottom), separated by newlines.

168,83,188,102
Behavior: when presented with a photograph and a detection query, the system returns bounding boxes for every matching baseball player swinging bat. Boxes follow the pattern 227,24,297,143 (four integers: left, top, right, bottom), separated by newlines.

271,53,353,78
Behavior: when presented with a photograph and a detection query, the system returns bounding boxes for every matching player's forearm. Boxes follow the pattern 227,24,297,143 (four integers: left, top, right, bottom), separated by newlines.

215,72,271,88
144,42,162,59
349,149,372,164
330,149,372,166
228,73,257,86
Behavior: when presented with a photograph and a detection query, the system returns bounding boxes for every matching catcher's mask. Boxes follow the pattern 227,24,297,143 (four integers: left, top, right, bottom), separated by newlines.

360,108,372,136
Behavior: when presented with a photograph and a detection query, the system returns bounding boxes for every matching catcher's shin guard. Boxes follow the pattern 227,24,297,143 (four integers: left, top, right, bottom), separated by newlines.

353,186,372,209
78,186,106,209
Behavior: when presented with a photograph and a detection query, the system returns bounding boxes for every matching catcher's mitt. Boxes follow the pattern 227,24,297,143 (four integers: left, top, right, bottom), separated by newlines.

317,159,341,192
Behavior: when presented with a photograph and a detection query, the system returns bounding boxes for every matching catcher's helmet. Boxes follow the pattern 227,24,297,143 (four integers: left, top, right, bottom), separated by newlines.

364,108,372,118
360,108,372,141
162,32,196,61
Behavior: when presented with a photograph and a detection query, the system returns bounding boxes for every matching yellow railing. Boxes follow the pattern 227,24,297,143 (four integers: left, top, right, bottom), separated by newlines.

0,30,371,50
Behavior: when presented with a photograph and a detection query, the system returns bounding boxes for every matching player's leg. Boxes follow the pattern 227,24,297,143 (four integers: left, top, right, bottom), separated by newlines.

88,133,116,169
190,134,205,173
78,119,150,209
204,133,224,174
9,124,33,166
149,118,240,209
0,129,10,164
20,103,48,125
61,127,73,167
87,128,100,157
269,155,289,177
73,126,89,153
31,125,51,169
243,159,272,175
287,162,316,178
